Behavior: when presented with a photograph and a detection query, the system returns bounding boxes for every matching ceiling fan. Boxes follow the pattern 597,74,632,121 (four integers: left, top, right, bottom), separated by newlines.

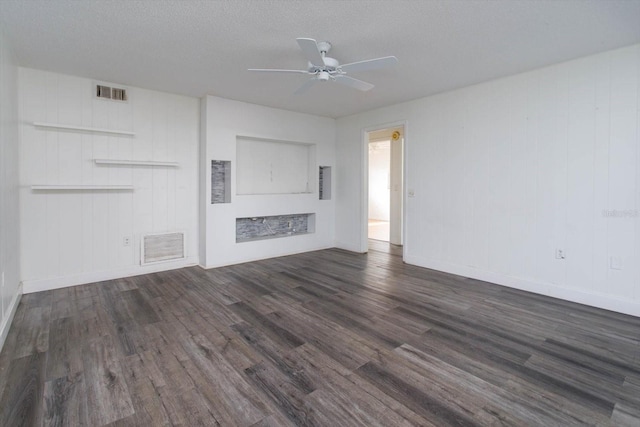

248,38,398,94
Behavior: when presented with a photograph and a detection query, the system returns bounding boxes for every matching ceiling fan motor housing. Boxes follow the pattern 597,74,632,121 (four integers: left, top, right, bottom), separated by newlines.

308,57,339,74
316,41,332,53
248,37,398,94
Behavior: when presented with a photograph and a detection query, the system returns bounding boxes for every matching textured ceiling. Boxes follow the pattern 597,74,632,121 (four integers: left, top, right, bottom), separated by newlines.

1,0,640,118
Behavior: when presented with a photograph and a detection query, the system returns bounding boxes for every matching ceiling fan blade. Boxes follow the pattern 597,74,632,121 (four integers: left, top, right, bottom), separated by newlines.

248,68,309,74
296,38,325,67
334,75,374,91
339,56,398,74
294,78,318,95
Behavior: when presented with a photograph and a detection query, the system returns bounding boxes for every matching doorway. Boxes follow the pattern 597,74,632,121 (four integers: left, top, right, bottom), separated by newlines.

367,126,403,247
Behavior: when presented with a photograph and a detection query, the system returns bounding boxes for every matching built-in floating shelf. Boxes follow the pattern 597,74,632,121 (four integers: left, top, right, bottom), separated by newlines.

94,159,178,167
33,122,135,136
31,185,134,191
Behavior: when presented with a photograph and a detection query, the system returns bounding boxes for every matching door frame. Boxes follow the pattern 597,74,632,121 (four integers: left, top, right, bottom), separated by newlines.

360,120,408,258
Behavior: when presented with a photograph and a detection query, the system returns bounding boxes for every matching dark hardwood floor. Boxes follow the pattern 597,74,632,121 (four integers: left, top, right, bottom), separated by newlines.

1,242,639,426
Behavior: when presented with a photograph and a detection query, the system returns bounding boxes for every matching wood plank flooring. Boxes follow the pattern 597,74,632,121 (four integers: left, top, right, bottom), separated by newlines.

1,241,639,426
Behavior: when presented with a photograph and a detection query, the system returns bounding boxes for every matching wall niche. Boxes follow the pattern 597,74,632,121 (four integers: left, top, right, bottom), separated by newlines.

211,160,231,203
236,136,315,195
236,213,315,242
319,166,331,200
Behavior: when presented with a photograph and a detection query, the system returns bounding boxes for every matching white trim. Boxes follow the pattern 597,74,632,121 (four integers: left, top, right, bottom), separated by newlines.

22,257,198,294
361,127,368,253
33,122,135,136
94,159,178,167
361,120,409,257
31,185,134,191
404,254,640,318
0,282,23,353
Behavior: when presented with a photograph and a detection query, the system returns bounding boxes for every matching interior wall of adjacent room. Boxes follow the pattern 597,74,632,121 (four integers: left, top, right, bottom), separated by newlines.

0,28,21,350
368,140,391,222
200,96,336,268
19,68,199,293
336,43,640,316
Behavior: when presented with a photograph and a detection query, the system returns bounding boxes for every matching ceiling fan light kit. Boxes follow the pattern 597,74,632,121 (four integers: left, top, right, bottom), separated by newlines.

248,38,398,94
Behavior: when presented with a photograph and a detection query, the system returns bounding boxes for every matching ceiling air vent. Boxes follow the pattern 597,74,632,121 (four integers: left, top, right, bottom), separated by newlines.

112,88,127,101
95,84,128,102
96,85,111,99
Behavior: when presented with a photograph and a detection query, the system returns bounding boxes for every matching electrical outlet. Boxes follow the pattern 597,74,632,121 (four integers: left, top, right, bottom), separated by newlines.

555,249,566,260
123,236,131,247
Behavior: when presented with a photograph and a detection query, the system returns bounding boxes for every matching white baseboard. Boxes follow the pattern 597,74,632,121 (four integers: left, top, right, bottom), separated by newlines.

22,257,199,294
404,255,640,318
334,241,367,253
0,282,23,353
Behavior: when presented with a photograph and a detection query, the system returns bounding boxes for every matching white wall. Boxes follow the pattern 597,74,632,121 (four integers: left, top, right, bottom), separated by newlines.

0,29,21,351
200,96,335,268
19,68,199,293
337,44,640,316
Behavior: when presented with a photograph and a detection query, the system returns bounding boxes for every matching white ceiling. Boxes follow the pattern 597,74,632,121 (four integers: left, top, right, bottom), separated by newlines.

1,0,640,118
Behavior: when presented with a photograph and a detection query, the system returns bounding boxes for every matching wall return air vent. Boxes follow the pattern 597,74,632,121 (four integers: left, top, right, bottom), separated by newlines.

141,232,186,265
96,84,128,102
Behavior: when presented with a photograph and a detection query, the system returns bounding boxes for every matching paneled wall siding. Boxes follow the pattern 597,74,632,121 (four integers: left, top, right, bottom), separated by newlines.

19,68,199,292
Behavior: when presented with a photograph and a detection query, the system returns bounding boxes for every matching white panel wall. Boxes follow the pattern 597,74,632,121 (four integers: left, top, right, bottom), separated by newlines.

19,69,199,293
0,28,21,350
336,44,640,316
200,96,335,268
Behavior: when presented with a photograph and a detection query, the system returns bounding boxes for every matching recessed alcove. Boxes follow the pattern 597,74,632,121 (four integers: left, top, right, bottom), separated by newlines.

236,136,315,195
319,166,331,200
236,213,315,242
211,160,231,203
